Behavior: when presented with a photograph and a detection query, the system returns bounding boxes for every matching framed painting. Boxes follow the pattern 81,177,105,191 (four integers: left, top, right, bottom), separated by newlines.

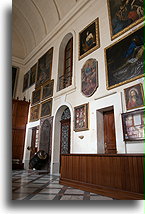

41,79,54,101
107,0,144,40
40,99,52,118
105,25,144,90
79,18,100,60
122,109,144,141
29,63,37,87
81,58,98,97
124,83,144,110
36,47,53,88
29,104,40,122
74,103,89,132
23,71,30,92
31,87,41,106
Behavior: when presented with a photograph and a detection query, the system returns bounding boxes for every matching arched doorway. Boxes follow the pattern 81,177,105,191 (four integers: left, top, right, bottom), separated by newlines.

39,117,53,172
52,105,71,175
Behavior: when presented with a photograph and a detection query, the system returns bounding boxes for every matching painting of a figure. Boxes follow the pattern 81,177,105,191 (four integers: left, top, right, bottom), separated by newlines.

107,0,144,40
29,64,37,87
124,83,144,110
23,71,30,92
40,99,52,118
31,88,41,105
74,103,88,132
81,59,98,97
122,109,144,141
29,104,40,122
105,26,144,89
41,80,54,101
79,18,100,60
36,48,53,88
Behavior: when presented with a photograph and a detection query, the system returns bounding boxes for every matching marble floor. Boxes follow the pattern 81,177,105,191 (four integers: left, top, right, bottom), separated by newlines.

12,170,114,200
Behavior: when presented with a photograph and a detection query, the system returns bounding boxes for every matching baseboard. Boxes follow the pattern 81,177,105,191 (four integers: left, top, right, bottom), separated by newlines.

60,178,143,200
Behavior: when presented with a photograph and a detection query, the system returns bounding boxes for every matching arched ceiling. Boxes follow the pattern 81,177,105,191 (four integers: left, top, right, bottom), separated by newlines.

12,0,81,60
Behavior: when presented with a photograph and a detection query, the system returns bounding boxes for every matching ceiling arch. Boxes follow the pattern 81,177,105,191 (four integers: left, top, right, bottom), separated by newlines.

12,0,82,60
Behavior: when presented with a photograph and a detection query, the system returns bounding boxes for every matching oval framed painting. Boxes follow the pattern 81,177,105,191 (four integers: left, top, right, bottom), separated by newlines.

81,58,98,97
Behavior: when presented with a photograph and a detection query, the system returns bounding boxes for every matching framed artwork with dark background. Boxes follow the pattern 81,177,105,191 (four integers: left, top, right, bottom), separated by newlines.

23,71,30,92
107,0,144,40
29,104,40,122
29,63,37,87
105,26,144,90
40,99,52,118
124,83,144,110
79,18,100,60
41,79,54,101
36,48,53,88
31,88,41,106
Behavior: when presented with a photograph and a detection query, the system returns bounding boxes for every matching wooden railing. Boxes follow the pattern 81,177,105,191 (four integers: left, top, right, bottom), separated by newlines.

60,154,144,200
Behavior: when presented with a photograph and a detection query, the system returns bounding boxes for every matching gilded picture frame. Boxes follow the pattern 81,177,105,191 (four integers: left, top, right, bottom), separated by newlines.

124,83,144,111
41,79,54,101
74,103,89,132
31,87,41,106
35,47,53,88
29,104,40,122
23,71,30,92
81,58,98,97
40,99,52,119
105,25,144,90
122,109,144,141
79,18,100,60
29,63,37,87
107,0,144,40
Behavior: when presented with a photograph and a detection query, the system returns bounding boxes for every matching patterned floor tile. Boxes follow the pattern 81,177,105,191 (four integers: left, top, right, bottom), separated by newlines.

90,195,113,200
64,189,84,195
60,195,83,200
39,188,61,194
30,194,55,200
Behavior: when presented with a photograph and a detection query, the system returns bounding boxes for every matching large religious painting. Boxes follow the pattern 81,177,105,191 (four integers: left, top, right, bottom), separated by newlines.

81,58,98,97
36,48,53,88
29,63,37,87
31,88,41,106
40,99,52,118
124,83,144,110
107,0,144,40
29,104,40,122
74,103,89,132
23,71,29,92
41,79,54,101
79,18,100,60
122,109,144,141
105,26,144,90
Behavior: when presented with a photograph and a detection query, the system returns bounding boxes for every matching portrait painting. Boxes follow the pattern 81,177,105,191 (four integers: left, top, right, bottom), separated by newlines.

74,103,89,132
29,63,37,87
107,0,144,40
105,26,144,90
23,71,30,92
31,88,41,106
36,47,53,88
29,104,40,122
81,58,98,97
124,83,144,110
79,18,100,60
40,99,52,118
122,109,144,141
41,79,54,101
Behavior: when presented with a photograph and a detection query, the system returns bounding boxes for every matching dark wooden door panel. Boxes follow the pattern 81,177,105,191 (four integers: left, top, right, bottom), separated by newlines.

103,110,117,154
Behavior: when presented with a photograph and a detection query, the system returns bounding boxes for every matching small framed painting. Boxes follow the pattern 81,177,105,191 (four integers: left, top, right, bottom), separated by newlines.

107,0,144,40
31,88,41,106
40,99,52,118
23,71,30,92
122,109,144,141
41,79,54,101
29,63,37,87
79,18,100,60
81,58,98,97
74,103,89,132
105,26,144,90
29,104,40,122
124,83,144,110
36,47,53,88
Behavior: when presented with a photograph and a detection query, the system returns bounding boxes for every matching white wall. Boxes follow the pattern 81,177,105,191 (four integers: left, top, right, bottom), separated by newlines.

13,0,144,166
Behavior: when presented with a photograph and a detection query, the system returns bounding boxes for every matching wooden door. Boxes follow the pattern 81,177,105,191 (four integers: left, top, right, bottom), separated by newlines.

103,110,117,154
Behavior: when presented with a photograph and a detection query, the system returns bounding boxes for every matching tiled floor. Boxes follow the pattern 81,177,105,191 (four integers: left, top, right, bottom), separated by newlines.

12,170,114,200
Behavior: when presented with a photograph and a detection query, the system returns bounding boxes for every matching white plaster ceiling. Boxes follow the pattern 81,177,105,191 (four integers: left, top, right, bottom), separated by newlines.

12,0,81,60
